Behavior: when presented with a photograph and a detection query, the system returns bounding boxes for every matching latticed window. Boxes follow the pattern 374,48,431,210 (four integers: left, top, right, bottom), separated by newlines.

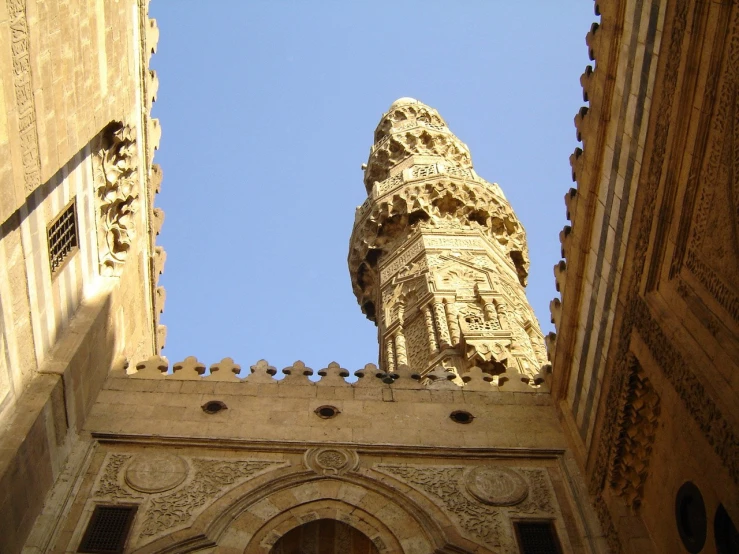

78,505,137,553
514,521,562,554
47,199,79,275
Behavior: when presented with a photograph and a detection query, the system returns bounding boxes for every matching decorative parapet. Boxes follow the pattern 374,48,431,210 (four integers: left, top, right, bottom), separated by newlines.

123,356,549,392
547,0,614,363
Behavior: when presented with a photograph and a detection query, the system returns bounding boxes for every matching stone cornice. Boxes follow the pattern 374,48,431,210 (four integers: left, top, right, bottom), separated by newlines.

91,433,566,459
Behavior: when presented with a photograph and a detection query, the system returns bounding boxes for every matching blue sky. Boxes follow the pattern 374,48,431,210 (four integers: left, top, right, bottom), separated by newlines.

149,2,595,374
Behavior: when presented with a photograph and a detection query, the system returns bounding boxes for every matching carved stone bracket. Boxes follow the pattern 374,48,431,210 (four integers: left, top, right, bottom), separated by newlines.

94,122,139,276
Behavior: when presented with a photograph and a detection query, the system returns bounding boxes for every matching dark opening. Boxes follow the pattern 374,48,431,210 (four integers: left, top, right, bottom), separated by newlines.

715,504,739,554
450,410,474,424
675,481,707,553
316,405,339,419
514,521,562,554
202,400,227,414
78,505,137,553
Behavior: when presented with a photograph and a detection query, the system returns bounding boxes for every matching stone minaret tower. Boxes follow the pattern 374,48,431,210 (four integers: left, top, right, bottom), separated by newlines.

349,98,548,381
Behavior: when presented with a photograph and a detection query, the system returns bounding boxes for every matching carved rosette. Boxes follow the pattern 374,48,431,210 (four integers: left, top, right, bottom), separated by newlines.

124,453,188,493
94,122,139,276
349,99,545,382
304,448,360,476
464,466,529,506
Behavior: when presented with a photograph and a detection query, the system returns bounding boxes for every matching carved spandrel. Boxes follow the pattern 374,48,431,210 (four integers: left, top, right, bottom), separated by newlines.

376,463,557,550
139,458,284,539
376,464,503,546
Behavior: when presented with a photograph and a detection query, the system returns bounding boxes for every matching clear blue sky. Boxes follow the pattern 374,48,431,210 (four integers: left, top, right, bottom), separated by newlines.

149,2,595,374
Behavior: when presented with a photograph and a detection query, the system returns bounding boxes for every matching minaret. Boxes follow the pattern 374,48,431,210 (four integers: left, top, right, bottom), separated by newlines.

349,98,548,381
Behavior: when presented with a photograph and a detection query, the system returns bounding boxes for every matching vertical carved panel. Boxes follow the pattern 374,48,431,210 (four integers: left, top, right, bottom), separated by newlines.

94,123,139,276
405,315,429,371
608,359,660,510
7,0,41,191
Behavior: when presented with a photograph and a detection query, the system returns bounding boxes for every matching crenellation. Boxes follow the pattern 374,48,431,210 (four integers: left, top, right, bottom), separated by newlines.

118,354,552,395
586,22,601,62
172,355,206,378
554,260,567,293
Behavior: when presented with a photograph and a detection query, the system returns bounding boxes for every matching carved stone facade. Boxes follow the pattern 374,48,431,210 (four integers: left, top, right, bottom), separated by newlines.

349,98,548,382
549,1,739,552
3,1,738,553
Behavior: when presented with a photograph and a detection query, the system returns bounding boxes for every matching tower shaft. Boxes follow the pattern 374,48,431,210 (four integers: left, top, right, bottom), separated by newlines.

349,98,547,379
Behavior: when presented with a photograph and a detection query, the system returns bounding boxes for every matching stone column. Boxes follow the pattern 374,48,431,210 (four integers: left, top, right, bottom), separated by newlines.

423,305,439,354
444,300,460,345
482,298,500,329
385,340,396,372
496,301,510,330
433,301,451,349
394,330,408,365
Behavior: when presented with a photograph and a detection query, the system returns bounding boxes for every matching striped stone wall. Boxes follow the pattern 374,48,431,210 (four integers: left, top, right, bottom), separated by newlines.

0,146,97,414
566,0,667,448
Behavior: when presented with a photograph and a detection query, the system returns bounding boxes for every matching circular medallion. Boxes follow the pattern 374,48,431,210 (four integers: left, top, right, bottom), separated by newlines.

464,466,528,506
125,453,188,493
316,449,348,470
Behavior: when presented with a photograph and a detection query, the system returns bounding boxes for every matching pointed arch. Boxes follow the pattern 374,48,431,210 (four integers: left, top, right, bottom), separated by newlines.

131,467,481,554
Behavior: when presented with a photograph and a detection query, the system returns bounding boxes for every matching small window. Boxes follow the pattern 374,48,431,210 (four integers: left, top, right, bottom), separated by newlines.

78,505,137,553
675,481,707,553
514,520,562,554
47,199,79,275
715,504,739,554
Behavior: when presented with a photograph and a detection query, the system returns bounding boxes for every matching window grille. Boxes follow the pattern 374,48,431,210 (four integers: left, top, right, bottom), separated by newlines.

514,521,562,554
78,505,137,553
47,199,79,274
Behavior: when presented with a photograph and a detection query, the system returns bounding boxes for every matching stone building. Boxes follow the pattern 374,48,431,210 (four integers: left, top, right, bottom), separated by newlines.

0,1,736,553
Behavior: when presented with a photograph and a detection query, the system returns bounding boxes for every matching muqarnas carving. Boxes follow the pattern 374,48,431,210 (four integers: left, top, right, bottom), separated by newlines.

95,122,139,276
608,360,660,510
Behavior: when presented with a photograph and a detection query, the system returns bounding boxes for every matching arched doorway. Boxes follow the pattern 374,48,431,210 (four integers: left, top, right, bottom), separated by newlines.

269,519,380,554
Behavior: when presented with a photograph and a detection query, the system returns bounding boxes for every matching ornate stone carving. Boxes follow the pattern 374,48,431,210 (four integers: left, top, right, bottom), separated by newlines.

125,453,189,494
464,466,528,506
510,469,556,515
305,448,359,476
95,122,139,276
7,0,41,191
140,458,282,538
423,305,439,353
608,361,660,510
377,464,556,549
377,464,503,546
404,315,430,371
93,454,142,501
350,99,543,380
